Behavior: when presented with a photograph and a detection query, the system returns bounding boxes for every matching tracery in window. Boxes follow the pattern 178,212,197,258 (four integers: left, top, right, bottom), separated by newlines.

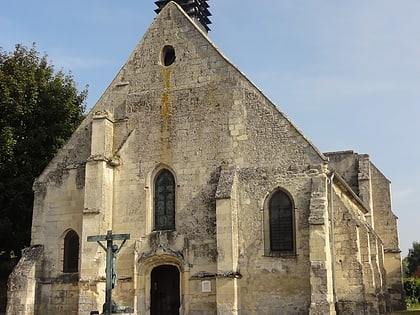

63,230,79,273
154,169,175,230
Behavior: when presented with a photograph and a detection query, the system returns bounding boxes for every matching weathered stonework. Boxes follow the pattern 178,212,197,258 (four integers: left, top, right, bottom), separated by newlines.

7,2,404,314
6,246,43,315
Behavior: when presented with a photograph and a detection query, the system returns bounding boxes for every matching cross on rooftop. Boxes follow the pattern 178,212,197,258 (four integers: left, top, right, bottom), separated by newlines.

155,0,212,32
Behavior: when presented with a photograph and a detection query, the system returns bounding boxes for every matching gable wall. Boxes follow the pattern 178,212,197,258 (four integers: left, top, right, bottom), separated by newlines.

8,3,404,314
102,5,327,313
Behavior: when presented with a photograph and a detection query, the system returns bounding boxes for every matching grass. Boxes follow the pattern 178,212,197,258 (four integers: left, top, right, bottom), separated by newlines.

392,310,420,314
390,304,420,314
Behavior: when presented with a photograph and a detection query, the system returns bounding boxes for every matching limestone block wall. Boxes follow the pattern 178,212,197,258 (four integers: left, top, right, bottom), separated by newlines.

325,151,404,311
16,127,87,314
308,174,335,315
370,164,404,310
72,3,328,312
331,184,387,314
34,277,79,315
333,196,370,313
231,167,329,313
236,168,314,314
324,151,359,194
215,167,240,314
31,168,84,279
6,248,80,315
20,166,84,314
7,2,405,314
370,164,398,249
7,246,43,315
76,110,120,313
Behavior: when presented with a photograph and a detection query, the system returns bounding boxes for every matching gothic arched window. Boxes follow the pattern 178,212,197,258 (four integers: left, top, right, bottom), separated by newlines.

63,230,79,273
267,190,294,253
154,169,176,230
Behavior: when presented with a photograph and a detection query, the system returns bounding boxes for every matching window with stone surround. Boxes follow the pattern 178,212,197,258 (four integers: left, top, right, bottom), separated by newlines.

63,230,79,273
154,169,176,230
265,189,295,255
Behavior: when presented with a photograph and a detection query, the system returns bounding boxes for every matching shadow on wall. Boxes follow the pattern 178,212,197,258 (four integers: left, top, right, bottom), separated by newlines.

0,277,6,315
0,255,18,314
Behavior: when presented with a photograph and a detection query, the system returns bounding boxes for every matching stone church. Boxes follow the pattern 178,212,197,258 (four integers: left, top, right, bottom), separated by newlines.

7,1,404,314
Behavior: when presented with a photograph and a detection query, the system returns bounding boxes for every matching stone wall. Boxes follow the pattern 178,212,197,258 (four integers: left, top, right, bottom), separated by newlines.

370,164,405,310
325,151,405,311
34,275,79,314
332,188,383,314
7,2,404,314
6,246,43,315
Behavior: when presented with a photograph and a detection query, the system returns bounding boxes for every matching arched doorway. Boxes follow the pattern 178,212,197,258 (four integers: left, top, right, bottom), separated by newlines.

151,265,180,315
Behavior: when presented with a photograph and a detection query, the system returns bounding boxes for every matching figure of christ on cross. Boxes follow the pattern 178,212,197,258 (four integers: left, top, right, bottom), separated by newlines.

87,230,133,315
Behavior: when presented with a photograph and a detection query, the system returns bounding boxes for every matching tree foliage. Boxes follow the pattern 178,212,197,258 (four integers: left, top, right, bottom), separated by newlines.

406,242,420,278
404,277,420,307
0,44,87,255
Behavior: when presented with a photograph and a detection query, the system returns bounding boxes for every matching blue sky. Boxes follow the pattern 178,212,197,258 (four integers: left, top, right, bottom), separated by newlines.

1,1,419,256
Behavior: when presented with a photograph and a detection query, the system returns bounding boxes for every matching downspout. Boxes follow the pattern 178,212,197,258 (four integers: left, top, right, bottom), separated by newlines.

329,172,338,307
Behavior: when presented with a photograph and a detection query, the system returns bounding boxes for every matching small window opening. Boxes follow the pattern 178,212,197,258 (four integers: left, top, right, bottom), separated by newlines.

63,230,79,273
162,45,176,66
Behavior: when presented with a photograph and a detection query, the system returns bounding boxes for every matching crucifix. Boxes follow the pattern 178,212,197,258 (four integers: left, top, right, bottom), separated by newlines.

87,230,132,315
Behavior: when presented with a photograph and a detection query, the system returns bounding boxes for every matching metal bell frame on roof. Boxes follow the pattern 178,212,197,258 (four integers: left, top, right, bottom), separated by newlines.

155,0,212,32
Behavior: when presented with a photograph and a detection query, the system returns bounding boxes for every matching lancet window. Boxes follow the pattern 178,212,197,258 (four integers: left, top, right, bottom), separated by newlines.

154,169,176,230
63,230,79,273
267,190,295,254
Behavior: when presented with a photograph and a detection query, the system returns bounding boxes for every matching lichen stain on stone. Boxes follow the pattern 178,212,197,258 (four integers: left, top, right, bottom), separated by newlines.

161,93,171,122
160,67,173,162
160,67,172,123
162,66,172,89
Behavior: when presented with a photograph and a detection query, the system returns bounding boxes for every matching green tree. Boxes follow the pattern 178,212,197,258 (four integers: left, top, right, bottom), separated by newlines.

406,241,420,278
0,44,87,256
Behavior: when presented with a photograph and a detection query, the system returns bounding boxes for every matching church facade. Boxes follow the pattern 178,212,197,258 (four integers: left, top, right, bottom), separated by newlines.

7,2,404,314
